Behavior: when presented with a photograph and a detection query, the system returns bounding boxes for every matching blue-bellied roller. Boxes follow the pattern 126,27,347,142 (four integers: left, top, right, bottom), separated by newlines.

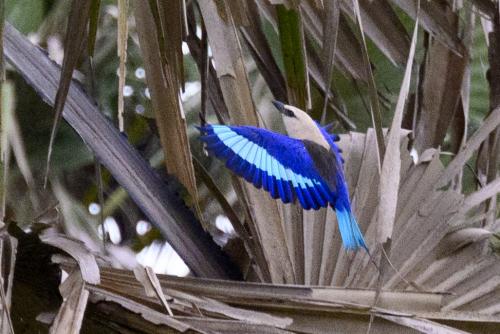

198,101,367,251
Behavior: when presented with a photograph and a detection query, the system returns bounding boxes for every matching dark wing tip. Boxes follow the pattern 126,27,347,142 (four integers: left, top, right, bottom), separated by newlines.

196,124,215,136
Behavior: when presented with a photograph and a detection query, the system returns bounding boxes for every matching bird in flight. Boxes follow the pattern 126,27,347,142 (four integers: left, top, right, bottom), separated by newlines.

198,101,367,251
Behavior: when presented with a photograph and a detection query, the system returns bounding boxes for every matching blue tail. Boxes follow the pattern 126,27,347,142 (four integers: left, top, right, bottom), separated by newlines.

334,205,367,251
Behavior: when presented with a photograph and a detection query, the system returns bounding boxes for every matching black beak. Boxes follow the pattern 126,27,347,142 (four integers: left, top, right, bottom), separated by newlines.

272,100,285,112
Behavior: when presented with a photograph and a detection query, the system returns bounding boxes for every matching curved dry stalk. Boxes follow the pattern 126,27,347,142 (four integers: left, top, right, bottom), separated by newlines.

4,22,240,280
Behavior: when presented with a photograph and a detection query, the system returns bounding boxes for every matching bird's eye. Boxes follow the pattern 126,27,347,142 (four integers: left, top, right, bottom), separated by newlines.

283,108,296,118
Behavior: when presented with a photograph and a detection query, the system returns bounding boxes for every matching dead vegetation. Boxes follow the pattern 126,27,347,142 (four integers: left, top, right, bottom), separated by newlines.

0,0,498,333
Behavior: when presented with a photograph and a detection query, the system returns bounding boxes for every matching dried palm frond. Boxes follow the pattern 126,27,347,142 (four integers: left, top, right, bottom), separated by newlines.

1,1,499,333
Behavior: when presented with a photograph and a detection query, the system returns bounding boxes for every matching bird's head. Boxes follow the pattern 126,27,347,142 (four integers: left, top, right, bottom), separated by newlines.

272,100,330,149
272,100,310,124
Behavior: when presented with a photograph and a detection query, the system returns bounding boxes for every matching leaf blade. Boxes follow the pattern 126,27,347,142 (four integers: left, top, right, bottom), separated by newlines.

45,0,92,187
377,13,419,244
135,1,203,224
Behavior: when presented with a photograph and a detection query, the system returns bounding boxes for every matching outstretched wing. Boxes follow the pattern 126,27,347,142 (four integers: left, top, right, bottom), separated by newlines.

198,124,336,210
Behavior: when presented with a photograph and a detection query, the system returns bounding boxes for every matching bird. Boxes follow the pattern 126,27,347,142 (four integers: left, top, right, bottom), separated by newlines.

197,101,367,251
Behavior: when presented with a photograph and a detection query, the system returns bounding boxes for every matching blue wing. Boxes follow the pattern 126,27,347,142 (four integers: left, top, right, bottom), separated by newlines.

198,124,336,210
